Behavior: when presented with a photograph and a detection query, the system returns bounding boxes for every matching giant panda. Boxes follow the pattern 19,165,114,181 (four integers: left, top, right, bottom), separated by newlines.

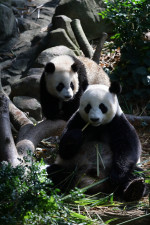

47,82,147,201
40,55,110,121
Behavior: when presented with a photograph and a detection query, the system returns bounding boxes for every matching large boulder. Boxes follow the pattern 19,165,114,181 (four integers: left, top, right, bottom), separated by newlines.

13,96,42,121
0,1,19,52
0,0,12,7
36,45,76,67
0,3,17,41
53,0,113,41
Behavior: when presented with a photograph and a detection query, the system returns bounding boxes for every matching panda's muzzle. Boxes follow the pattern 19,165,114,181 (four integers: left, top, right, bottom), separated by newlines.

64,95,72,100
62,88,73,101
90,117,101,126
90,117,99,122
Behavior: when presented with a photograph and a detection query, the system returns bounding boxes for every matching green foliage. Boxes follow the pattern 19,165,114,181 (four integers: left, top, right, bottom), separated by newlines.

111,42,150,113
0,161,94,225
0,160,149,224
99,0,150,46
99,0,150,113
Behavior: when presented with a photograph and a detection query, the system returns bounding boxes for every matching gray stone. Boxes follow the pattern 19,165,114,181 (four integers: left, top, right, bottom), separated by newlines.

0,3,17,41
13,96,42,121
27,68,43,77
36,45,76,67
54,0,113,40
52,15,79,47
11,0,27,7
0,0,12,7
48,28,80,55
17,18,31,32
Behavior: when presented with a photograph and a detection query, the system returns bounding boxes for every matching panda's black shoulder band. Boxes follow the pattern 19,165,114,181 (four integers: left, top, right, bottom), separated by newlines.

109,81,122,94
45,62,55,73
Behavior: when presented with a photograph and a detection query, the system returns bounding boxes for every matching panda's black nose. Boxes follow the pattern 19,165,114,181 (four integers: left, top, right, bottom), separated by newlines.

64,95,72,99
90,118,99,122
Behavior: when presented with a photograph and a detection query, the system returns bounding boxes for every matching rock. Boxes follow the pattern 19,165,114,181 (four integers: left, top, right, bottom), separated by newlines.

0,2,19,53
13,96,42,121
52,15,79,47
36,45,76,67
11,0,27,7
53,0,113,41
27,68,43,77
0,3,17,42
48,28,80,55
17,18,31,32
0,0,12,7
12,0,27,7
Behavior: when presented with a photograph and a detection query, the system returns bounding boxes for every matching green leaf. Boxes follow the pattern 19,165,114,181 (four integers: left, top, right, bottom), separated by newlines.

70,211,92,221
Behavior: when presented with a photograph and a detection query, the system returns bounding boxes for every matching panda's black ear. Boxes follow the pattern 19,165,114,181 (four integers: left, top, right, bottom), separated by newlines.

45,62,55,73
71,63,78,72
109,81,122,94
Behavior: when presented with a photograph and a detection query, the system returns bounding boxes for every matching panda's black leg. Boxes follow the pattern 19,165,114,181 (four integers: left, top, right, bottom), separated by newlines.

122,178,147,202
47,164,76,192
114,174,147,202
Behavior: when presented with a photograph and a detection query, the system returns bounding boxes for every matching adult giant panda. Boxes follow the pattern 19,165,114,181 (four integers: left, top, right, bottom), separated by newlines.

47,82,147,201
40,55,110,121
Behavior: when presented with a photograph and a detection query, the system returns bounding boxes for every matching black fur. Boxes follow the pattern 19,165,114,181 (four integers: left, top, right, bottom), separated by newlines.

45,62,55,73
40,56,89,121
109,81,122,94
48,111,147,201
59,112,141,178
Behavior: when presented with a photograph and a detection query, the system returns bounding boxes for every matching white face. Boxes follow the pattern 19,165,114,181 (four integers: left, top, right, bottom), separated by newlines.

45,55,79,101
79,85,122,127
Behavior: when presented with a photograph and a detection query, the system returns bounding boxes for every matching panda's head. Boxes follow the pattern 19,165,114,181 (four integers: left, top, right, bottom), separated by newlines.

79,82,122,126
44,55,79,101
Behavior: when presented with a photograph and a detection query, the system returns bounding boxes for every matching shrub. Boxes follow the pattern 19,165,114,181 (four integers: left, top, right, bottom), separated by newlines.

99,0,150,114
0,160,93,225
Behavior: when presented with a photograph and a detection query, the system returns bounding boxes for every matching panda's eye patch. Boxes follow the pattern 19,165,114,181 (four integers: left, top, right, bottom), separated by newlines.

84,104,91,114
99,103,108,114
56,83,64,92
70,82,74,90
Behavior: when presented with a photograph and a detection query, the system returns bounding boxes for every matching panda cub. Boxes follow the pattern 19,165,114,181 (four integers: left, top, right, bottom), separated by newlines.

40,55,110,121
47,82,146,201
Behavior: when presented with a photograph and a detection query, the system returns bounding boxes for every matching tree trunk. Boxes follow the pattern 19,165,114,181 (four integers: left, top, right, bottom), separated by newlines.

0,94,20,166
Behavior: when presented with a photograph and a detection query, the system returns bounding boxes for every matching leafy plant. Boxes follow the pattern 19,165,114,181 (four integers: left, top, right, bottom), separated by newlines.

0,159,149,224
99,0,150,46
0,160,95,225
99,0,150,114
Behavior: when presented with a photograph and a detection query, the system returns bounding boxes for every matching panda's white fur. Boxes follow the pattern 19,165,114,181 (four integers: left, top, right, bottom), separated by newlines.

45,55,79,101
48,83,146,201
79,84,122,126
78,56,110,86
56,84,120,169
40,55,110,120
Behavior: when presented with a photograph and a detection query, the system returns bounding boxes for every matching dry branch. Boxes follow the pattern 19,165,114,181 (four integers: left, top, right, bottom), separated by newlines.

126,114,150,126
9,100,33,131
92,32,108,64
0,94,21,166
71,19,94,58
16,119,66,156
